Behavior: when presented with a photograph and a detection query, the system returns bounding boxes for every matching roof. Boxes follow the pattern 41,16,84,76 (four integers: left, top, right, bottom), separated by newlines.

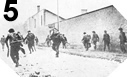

44,9,65,20
66,5,114,20
29,9,65,20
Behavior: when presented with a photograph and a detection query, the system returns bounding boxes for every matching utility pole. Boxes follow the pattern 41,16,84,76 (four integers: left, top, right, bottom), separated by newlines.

57,0,60,31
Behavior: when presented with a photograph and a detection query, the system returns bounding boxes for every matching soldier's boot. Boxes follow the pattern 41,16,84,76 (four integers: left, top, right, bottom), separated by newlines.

56,51,59,57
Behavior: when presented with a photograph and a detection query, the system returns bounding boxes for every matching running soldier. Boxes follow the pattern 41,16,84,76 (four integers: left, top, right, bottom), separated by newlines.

45,35,51,47
118,28,126,53
0,35,6,51
102,30,110,51
24,31,36,54
92,31,99,50
82,32,90,51
5,28,21,67
35,36,39,45
62,34,67,49
17,31,25,55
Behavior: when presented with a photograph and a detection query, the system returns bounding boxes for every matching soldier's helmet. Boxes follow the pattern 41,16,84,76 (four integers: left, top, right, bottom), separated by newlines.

104,30,107,33
8,28,15,33
92,31,95,33
118,28,123,31
83,32,86,34
28,30,31,33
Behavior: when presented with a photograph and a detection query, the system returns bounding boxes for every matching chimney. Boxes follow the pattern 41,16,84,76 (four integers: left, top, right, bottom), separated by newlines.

81,9,87,14
37,5,40,13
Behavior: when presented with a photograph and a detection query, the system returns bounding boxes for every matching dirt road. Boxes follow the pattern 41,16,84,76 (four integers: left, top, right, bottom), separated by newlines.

0,45,121,77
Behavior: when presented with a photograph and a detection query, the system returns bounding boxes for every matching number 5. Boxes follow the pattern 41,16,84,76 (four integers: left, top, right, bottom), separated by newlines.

4,0,18,21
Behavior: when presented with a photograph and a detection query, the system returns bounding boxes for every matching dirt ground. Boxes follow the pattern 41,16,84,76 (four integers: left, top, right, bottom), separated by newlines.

0,44,126,77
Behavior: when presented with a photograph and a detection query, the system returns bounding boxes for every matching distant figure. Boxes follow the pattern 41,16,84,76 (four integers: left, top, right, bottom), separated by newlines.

5,28,22,67
92,31,99,50
62,34,67,49
118,28,126,53
35,36,39,45
17,31,25,55
0,35,6,51
24,31,36,54
82,32,91,51
45,35,51,47
102,30,110,51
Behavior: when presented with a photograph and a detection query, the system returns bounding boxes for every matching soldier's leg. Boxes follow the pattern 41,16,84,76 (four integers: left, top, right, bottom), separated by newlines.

120,43,124,52
86,42,89,51
122,43,126,53
93,41,97,50
107,42,110,51
10,45,20,66
104,42,106,51
2,44,4,51
52,43,56,51
28,44,32,54
15,45,21,67
20,47,25,54
56,43,60,57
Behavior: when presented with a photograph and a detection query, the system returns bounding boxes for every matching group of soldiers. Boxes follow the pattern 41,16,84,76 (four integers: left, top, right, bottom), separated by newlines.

45,28,68,49
0,27,126,67
0,28,38,67
82,27,126,53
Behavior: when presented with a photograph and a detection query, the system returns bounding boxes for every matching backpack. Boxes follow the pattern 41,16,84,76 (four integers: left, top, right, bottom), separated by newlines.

103,34,110,42
92,34,99,42
9,33,19,43
27,33,35,41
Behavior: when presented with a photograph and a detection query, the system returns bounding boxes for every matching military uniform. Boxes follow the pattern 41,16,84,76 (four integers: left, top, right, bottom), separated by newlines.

92,31,99,50
5,29,21,67
82,32,90,51
62,34,67,49
0,36,6,51
103,31,110,51
24,31,35,54
119,28,126,53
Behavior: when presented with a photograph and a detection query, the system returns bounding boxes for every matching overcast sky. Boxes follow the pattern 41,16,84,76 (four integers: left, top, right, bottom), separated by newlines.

0,0,111,35
0,0,111,24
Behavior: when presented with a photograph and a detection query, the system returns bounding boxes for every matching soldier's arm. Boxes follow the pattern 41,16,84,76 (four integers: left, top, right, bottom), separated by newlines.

24,34,28,42
97,34,99,41
5,35,10,57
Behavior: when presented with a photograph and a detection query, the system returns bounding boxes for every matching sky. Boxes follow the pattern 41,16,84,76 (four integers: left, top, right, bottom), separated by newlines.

0,0,111,24
0,0,111,35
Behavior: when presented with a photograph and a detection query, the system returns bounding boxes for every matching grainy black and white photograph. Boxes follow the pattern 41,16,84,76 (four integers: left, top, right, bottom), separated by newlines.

0,0,127,77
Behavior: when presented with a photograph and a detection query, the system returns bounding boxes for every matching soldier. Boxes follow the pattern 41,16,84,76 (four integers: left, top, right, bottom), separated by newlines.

5,28,21,67
92,31,99,50
24,31,36,54
118,28,126,53
0,35,6,51
35,36,39,45
102,30,110,51
82,32,89,51
45,35,51,47
49,27,60,38
17,31,25,55
62,34,67,49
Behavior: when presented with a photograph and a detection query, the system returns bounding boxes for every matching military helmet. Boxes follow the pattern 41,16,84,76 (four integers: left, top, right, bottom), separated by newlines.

92,31,95,33
83,32,86,34
104,30,107,32
118,27,123,30
8,28,15,33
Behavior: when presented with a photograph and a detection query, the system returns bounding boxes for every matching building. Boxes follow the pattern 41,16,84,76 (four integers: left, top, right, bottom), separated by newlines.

48,5,127,50
24,5,127,51
24,6,65,42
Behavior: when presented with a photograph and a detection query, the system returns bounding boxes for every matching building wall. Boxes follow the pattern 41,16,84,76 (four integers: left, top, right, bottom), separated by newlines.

24,9,65,43
58,5,127,47
45,10,64,26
